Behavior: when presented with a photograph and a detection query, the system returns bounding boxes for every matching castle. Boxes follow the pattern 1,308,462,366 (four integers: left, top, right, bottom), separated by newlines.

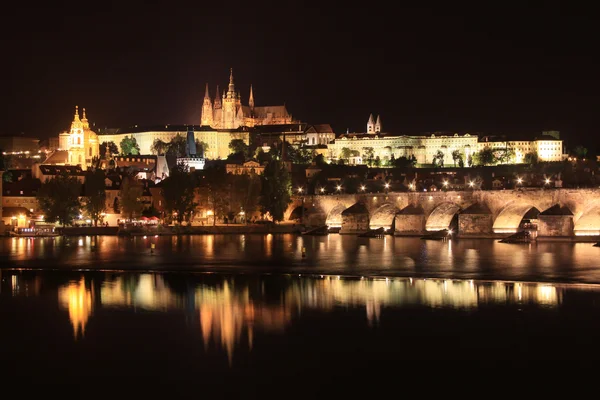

200,68,294,129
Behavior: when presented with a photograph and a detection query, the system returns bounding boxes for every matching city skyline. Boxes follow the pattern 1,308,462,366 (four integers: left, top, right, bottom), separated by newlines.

2,3,598,149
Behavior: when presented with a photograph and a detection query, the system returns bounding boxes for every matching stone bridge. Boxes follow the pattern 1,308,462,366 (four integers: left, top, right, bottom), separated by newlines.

285,188,600,237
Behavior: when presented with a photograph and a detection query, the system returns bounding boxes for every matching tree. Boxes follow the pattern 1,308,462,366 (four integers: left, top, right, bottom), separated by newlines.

113,197,120,214
150,139,168,155
196,166,230,226
100,141,119,159
313,153,326,166
394,155,417,168
166,134,187,158
524,151,539,166
120,136,140,155
374,155,381,167
286,145,314,164
195,139,209,156
451,150,463,167
229,139,249,160
119,175,144,220
83,169,106,227
467,154,473,167
36,173,81,227
474,148,496,166
573,145,588,159
161,163,197,225
362,147,375,166
496,147,515,164
259,159,292,222
433,150,444,167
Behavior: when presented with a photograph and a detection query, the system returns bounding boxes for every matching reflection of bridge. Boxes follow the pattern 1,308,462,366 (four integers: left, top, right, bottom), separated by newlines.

286,189,600,237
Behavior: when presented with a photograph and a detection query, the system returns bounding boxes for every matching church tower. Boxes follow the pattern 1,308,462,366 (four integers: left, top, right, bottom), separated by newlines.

222,68,238,129
249,84,255,110
375,115,381,133
367,113,375,133
68,106,86,168
200,83,214,127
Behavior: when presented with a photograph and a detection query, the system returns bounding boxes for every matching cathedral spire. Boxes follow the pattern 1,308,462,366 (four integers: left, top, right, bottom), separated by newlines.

74,105,81,122
367,113,374,133
249,84,255,109
214,85,222,108
82,107,87,120
375,115,381,133
228,68,235,95
204,83,210,99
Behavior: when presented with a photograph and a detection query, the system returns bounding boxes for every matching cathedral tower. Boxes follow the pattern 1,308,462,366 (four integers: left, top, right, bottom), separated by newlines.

222,68,240,129
249,84,255,110
200,83,214,127
375,115,381,133
367,114,375,133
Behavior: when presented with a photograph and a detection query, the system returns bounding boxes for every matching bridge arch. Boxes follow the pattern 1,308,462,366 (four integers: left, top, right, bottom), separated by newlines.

325,204,347,228
370,203,400,231
425,202,461,231
492,203,540,233
573,204,600,236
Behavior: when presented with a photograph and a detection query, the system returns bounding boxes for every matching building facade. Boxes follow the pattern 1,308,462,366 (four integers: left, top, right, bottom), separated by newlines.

329,116,477,165
200,69,294,129
99,125,249,160
328,115,564,166
44,106,100,170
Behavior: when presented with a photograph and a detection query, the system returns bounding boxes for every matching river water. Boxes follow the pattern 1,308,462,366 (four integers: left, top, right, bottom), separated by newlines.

2,234,600,387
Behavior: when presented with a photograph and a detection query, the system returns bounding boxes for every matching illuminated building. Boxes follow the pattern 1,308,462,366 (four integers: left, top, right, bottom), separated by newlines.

43,106,100,170
328,115,477,165
99,125,249,160
201,68,294,129
328,115,564,165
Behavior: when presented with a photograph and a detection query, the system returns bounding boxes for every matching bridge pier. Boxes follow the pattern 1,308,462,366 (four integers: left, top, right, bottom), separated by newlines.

393,205,425,236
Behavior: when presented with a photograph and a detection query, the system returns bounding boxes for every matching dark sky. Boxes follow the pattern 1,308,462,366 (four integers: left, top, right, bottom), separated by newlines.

2,2,598,151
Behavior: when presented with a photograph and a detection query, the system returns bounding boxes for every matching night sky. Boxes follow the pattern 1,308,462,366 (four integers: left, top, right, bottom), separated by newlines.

2,2,598,151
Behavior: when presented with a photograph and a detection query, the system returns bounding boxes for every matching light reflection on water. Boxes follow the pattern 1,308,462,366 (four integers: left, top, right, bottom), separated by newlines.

3,235,600,283
1,270,581,362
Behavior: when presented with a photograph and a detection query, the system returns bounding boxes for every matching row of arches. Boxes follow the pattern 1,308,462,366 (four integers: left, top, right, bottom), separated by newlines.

289,201,600,236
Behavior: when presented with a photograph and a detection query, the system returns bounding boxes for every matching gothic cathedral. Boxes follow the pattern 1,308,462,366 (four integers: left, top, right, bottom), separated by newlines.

200,69,294,129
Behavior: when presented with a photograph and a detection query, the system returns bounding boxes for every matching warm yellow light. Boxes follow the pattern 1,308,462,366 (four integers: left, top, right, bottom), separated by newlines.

297,187,303,193
360,185,366,191
545,178,550,184
207,210,214,216
384,183,390,189
336,185,342,191
517,178,523,184
319,187,325,193
468,181,474,187
443,181,448,186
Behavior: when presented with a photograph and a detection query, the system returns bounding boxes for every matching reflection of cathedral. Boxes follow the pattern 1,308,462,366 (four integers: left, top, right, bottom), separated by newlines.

201,69,294,129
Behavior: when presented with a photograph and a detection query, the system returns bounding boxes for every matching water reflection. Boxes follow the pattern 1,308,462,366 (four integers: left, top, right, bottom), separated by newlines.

4,235,600,284
1,271,581,362
58,278,94,339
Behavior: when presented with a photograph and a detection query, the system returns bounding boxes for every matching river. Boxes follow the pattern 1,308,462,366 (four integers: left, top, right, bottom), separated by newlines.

1,234,599,387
